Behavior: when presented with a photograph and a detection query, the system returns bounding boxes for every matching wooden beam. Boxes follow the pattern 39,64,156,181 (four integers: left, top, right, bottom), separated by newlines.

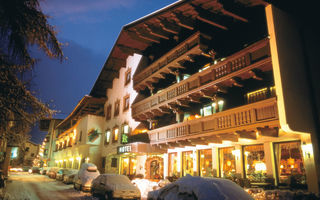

109,57,126,69
257,127,279,137
248,70,263,80
236,130,257,140
188,137,208,145
171,13,194,30
167,141,182,148
205,136,222,144
143,24,170,40
158,19,180,34
221,9,248,23
126,30,152,44
219,133,238,142
117,44,143,55
133,28,161,43
177,140,194,146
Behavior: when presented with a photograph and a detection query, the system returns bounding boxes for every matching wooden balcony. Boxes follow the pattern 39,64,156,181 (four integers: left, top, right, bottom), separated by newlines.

132,38,271,120
148,97,279,146
133,32,206,91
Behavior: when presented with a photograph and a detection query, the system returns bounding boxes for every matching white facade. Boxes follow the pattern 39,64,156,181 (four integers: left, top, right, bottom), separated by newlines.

100,53,142,173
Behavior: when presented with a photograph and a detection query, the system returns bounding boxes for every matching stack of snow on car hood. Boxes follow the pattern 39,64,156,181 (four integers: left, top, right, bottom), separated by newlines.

147,175,253,200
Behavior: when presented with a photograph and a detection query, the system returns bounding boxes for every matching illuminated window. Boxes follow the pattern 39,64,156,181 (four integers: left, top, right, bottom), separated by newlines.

203,105,212,116
105,130,111,145
219,147,236,178
106,104,112,120
113,127,119,143
123,95,130,111
121,124,130,144
125,69,131,85
182,151,194,176
168,153,178,177
199,149,213,177
114,100,120,117
243,144,266,182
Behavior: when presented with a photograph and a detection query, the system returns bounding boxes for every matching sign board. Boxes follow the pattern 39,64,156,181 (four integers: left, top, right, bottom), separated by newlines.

117,145,132,154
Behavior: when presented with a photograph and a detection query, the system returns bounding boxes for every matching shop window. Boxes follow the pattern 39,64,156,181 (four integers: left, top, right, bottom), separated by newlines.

274,141,306,187
123,95,130,111
121,157,136,176
106,104,112,120
199,149,213,177
219,147,236,178
105,130,111,145
112,127,119,143
114,100,120,117
182,151,194,176
168,153,178,177
243,144,266,182
125,69,131,85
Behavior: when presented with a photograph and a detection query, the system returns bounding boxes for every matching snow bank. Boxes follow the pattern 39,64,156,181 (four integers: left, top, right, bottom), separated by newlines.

147,175,253,200
132,179,159,199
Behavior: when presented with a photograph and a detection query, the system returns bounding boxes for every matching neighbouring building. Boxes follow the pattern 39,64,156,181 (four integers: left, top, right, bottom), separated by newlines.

22,141,40,167
86,0,319,193
39,118,63,167
53,96,105,171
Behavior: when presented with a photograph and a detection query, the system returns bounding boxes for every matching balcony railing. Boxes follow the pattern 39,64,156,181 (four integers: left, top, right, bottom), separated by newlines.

132,38,271,119
148,97,278,144
133,32,202,90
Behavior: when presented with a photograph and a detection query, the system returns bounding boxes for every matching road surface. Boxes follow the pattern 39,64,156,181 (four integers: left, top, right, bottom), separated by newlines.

1,172,97,200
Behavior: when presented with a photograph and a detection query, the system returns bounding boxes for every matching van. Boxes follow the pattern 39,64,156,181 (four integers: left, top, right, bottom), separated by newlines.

73,163,100,192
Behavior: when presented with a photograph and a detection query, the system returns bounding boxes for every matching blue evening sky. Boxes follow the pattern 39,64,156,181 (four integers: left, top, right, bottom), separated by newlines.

30,0,177,143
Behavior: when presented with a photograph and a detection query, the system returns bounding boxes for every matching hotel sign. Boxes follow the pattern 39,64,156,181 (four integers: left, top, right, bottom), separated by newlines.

117,145,132,154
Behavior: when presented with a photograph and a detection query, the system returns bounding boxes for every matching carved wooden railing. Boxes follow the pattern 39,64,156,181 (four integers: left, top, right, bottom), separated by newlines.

133,32,202,88
148,98,278,144
132,38,271,118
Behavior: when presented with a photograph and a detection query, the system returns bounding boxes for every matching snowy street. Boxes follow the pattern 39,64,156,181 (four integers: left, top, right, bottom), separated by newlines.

1,172,97,200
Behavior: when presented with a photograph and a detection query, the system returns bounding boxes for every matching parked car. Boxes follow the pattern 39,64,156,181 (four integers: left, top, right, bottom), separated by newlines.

74,163,100,192
47,167,60,179
63,169,78,184
56,169,72,181
91,174,141,200
40,167,49,175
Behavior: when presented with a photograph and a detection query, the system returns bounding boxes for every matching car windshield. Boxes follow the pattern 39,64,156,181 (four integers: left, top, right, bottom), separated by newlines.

106,175,131,184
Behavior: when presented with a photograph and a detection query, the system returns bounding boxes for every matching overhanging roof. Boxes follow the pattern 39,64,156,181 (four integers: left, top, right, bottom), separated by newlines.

90,0,268,98
55,95,106,130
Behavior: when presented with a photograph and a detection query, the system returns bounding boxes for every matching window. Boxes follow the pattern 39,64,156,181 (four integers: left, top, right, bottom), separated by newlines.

106,104,112,120
168,153,178,177
114,100,120,117
182,151,194,176
219,147,236,178
79,131,82,142
105,130,111,145
199,149,213,177
121,124,130,144
274,141,305,185
125,69,131,85
243,144,266,182
113,127,119,143
123,95,130,111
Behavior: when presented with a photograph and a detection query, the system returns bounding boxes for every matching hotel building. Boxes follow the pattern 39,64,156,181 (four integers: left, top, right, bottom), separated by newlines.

87,0,319,193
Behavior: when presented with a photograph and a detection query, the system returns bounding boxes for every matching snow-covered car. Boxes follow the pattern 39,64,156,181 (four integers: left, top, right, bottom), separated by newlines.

74,163,100,192
91,174,141,200
47,167,60,179
63,169,78,184
31,167,40,174
147,175,254,200
56,169,72,181
40,167,50,175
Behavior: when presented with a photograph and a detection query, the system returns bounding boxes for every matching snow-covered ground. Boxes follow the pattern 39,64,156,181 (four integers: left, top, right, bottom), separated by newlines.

1,172,98,200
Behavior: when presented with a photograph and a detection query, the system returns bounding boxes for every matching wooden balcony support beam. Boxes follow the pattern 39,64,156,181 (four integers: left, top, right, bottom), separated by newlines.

257,127,279,137
236,130,257,140
177,140,194,146
188,137,208,145
229,77,243,87
220,9,248,23
156,143,169,150
205,136,222,144
167,141,182,148
176,100,190,107
248,70,263,81
219,133,239,142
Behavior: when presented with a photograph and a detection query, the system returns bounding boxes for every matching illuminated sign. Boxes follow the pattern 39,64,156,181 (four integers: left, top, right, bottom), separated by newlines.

121,134,128,144
117,145,131,154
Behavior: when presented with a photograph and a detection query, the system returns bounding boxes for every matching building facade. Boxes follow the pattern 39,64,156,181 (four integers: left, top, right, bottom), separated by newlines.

53,96,105,171
87,0,319,193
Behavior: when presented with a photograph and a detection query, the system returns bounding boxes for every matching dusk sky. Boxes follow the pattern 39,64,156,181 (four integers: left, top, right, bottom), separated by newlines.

30,0,177,143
